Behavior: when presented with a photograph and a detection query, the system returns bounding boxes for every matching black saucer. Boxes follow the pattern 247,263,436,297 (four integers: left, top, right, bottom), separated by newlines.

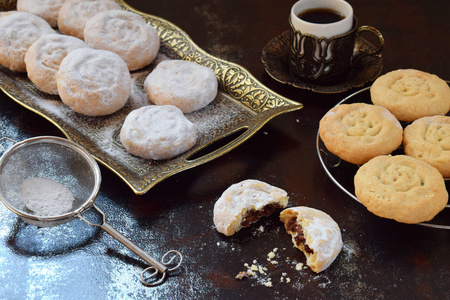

261,30,383,94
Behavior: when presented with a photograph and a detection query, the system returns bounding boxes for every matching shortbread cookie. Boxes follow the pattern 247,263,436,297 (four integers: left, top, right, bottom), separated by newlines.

0,11,55,72
17,0,66,27
120,105,197,160
144,60,218,113
21,177,74,216
280,206,342,273
213,179,289,236
57,48,131,116
403,116,450,177
354,155,448,224
57,0,121,40
25,33,87,95
319,103,403,165
370,69,450,122
84,10,159,71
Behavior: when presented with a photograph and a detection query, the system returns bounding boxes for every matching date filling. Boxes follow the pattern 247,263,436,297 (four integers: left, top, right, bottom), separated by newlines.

241,203,282,227
286,217,314,254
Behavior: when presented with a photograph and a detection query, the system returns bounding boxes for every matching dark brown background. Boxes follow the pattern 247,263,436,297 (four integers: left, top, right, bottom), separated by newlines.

1,0,449,299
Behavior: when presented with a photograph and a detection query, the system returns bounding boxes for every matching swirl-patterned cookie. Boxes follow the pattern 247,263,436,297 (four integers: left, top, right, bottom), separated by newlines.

319,103,403,165
17,0,66,27
280,206,342,273
56,48,131,116
57,0,121,40
354,155,448,224
213,179,289,236
370,69,450,122
84,10,159,71
120,105,197,160
25,33,87,95
403,116,450,178
0,11,55,72
144,60,218,113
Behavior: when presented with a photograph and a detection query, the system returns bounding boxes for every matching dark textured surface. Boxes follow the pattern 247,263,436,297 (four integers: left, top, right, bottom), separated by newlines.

1,0,450,299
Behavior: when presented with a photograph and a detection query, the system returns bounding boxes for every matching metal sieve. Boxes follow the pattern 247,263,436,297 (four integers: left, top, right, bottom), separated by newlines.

0,136,182,286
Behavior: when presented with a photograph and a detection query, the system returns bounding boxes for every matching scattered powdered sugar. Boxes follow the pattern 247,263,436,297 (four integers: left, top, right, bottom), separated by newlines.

20,177,74,216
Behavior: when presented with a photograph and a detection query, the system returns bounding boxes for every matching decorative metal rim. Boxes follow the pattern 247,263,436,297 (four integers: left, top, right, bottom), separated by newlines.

0,0,303,195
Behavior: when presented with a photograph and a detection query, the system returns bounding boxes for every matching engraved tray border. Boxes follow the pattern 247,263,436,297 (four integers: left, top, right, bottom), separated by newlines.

0,0,302,194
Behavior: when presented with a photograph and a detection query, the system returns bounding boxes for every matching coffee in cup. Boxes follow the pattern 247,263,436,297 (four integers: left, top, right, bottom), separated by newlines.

288,0,383,84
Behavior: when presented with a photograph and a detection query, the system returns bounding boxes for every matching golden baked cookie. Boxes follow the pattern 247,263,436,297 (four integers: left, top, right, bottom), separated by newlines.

370,69,450,122
354,155,448,224
120,105,197,160
144,60,218,113
213,179,289,236
56,48,131,116
0,11,55,72
319,102,403,165
17,0,66,28
57,0,121,40
84,10,160,71
279,206,342,273
403,116,450,178
25,33,87,95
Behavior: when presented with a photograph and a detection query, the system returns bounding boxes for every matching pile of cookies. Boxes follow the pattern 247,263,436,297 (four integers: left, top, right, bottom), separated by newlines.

0,0,219,160
213,179,343,273
319,69,450,224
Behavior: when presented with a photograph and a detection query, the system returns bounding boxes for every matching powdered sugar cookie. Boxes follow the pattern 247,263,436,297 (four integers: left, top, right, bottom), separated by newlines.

120,105,197,160
84,10,159,71
57,48,131,116
319,102,403,165
0,11,55,72
17,0,67,27
25,33,87,95
144,60,218,113
280,206,342,273
21,177,74,216
403,116,450,177
370,69,450,122
213,179,289,236
354,155,448,224
57,0,121,40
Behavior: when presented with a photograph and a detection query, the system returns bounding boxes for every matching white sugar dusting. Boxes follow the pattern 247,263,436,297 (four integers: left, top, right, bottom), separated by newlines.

18,53,251,176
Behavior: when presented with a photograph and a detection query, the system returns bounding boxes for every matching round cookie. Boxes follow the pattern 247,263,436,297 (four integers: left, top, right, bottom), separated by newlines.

354,155,448,224
370,69,450,122
17,0,66,28
280,206,342,273
403,115,450,178
319,102,403,165
0,11,55,72
25,33,87,95
144,60,218,113
120,105,197,160
84,10,160,71
213,179,289,236
57,48,131,116
57,0,122,40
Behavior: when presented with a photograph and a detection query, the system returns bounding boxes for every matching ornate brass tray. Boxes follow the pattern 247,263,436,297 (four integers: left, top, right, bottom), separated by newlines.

0,0,302,194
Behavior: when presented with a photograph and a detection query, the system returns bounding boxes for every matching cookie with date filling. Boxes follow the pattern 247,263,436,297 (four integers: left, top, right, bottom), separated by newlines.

280,206,342,273
213,179,289,236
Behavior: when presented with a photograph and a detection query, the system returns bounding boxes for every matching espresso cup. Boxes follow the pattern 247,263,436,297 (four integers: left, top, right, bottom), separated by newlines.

288,0,384,84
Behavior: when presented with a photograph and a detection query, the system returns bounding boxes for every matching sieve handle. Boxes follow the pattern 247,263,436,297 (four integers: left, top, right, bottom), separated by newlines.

100,221,167,273
78,205,183,286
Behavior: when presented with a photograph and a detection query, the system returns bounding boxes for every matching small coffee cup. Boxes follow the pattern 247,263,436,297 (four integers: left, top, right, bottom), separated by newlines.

288,0,384,84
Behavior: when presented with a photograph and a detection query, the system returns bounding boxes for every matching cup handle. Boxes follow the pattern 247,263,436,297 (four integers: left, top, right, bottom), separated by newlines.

355,26,384,55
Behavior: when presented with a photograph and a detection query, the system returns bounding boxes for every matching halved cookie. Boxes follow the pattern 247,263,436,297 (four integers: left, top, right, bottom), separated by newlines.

280,206,343,273
213,179,288,236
